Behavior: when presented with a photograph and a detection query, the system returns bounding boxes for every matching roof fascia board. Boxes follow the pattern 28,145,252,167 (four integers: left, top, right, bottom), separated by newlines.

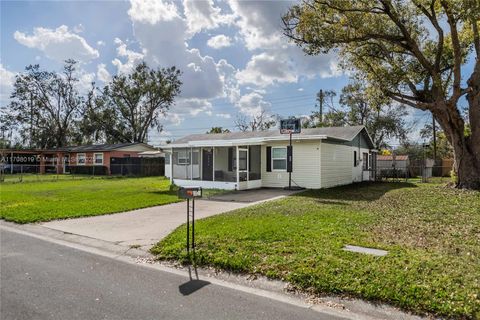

167,135,329,148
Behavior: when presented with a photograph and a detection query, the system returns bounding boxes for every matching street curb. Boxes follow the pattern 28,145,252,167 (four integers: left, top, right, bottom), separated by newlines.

1,221,427,320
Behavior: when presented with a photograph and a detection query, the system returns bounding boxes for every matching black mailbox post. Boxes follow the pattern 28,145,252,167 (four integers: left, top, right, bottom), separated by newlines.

178,186,202,252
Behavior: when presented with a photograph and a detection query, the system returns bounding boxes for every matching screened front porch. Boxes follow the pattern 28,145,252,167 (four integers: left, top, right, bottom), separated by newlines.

169,145,262,190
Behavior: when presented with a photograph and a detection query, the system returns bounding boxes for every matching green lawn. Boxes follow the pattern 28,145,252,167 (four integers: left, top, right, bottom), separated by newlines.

0,177,182,223
152,182,480,319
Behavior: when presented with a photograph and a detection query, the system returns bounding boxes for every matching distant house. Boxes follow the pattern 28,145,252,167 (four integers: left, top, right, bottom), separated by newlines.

137,150,165,158
63,143,157,174
164,126,377,190
1,142,157,175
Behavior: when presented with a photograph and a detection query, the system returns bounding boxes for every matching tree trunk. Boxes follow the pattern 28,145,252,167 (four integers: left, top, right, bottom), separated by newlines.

434,100,480,189
466,58,480,188
451,134,480,189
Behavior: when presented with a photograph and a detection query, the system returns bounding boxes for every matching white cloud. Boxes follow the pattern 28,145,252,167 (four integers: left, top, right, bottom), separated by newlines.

121,0,339,127
162,112,183,126
174,98,213,116
228,0,291,51
77,72,95,94
73,24,85,33
216,59,240,103
207,34,232,49
96,63,111,83
236,52,297,87
236,92,271,116
216,113,231,119
97,40,106,46
127,0,226,102
229,1,341,88
183,0,232,36
13,25,99,62
161,98,213,126
128,0,180,24
0,64,16,103
111,38,144,74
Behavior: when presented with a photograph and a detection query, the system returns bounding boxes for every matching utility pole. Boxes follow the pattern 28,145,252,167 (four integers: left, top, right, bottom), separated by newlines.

317,89,324,123
432,115,437,160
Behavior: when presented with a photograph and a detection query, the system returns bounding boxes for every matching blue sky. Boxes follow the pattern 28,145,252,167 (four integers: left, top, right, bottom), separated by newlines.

1,0,438,146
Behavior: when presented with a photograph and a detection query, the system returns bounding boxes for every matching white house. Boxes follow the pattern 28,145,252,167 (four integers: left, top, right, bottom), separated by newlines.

164,125,377,190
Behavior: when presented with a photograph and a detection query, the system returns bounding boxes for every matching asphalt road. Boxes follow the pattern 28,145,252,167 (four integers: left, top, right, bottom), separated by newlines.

0,229,346,320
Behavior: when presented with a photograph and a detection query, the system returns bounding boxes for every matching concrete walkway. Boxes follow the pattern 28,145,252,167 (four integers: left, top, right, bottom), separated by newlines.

42,189,299,249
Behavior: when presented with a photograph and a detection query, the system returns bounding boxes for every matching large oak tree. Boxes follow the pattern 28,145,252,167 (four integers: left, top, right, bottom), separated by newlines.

4,60,84,148
99,62,181,143
283,0,480,189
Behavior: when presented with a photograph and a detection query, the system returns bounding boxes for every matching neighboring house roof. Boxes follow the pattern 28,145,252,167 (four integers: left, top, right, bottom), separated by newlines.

138,150,165,157
377,155,409,161
168,126,375,148
59,142,156,152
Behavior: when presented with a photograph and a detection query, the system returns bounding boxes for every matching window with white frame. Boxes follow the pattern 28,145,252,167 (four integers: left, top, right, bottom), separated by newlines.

176,150,190,165
94,153,104,165
272,147,287,170
77,153,86,165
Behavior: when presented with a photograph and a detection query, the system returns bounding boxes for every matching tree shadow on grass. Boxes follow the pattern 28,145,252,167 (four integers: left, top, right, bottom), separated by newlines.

295,181,417,203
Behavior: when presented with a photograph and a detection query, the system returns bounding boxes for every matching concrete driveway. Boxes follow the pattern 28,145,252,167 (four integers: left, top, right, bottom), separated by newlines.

41,188,298,249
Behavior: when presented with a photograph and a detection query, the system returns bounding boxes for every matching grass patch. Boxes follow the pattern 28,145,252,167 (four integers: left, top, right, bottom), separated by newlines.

152,182,480,319
0,177,181,223
1,173,118,184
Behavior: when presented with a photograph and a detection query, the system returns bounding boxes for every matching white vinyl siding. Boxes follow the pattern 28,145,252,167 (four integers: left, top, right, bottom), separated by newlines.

261,141,321,189
320,142,353,188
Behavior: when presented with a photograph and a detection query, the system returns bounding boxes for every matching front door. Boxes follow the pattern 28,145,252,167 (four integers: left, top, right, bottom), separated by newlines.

202,149,213,181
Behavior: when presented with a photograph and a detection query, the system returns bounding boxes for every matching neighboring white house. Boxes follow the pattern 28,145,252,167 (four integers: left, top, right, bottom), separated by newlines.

164,126,377,190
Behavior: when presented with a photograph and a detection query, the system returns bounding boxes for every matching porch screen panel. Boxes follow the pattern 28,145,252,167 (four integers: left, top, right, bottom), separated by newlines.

192,148,200,180
172,149,191,180
249,145,261,180
214,147,236,182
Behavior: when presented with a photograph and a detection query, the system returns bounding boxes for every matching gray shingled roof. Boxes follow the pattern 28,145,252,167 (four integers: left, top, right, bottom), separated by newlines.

58,143,152,152
172,125,368,145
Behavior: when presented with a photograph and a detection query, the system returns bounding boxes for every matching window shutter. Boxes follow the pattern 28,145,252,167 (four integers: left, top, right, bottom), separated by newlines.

287,146,293,172
354,151,357,167
266,146,272,172
228,147,233,171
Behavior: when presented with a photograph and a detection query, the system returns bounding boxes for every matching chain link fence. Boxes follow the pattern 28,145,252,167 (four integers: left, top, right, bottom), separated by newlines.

374,165,454,184
0,163,165,183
